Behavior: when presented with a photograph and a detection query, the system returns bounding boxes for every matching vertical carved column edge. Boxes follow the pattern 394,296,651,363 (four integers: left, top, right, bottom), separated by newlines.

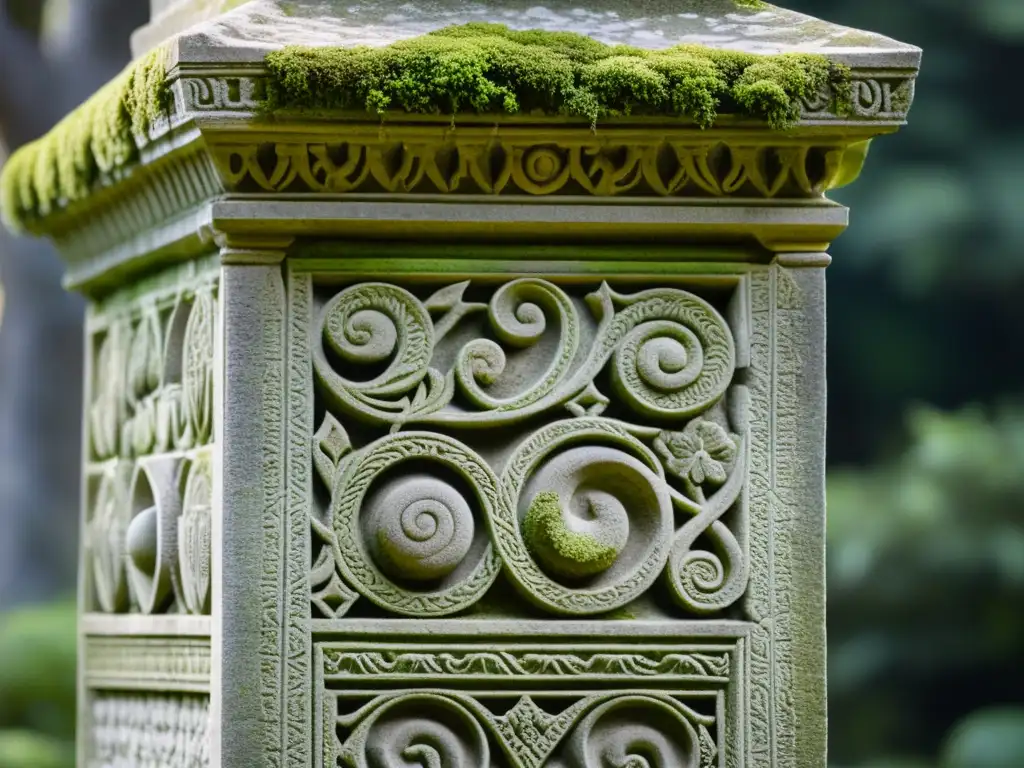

216,254,288,768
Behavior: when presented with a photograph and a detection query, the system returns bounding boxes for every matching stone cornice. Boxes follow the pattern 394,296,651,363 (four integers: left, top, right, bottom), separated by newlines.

4,50,916,292
35,69,908,286
168,65,917,127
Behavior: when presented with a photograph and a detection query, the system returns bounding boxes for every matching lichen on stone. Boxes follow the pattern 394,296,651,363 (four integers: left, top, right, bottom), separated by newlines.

264,22,848,131
0,47,169,234
522,491,619,579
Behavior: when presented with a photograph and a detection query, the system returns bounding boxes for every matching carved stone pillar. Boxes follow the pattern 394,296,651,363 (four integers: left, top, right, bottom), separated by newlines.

0,2,919,766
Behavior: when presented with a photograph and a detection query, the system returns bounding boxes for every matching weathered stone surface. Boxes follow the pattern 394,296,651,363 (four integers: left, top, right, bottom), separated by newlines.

0,2,918,766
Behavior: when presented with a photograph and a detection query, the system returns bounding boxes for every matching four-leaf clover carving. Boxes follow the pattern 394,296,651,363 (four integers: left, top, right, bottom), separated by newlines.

654,419,737,499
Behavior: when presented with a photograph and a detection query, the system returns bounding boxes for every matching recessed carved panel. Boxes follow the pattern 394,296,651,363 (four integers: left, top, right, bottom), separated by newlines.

274,260,818,768
83,261,218,616
86,692,210,767
308,278,749,620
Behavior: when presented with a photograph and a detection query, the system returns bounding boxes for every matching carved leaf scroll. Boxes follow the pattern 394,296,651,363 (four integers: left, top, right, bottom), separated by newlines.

213,136,868,200
333,691,717,768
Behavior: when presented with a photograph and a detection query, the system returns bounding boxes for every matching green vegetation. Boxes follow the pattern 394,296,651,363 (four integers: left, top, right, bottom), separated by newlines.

828,405,1024,765
522,491,619,578
0,600,76,768
265,22,846,130
0,47,168,235
0,23,847,233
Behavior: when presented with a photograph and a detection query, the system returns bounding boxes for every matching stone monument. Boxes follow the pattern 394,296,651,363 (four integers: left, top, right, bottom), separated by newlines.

0,1,920,765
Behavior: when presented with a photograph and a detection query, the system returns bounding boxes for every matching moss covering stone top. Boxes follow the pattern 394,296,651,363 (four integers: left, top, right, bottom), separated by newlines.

0,49,169,235
265,22,848,128
1,21,849,235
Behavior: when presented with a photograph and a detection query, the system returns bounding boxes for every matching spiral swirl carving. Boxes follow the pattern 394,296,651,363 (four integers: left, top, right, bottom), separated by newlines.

521,447,639,580
364,474,475,582
330,432,501,616
606,289,735,420
564,695,700,768
335,692,717,768
314,283,444,424
455,278,579,412
666,436,749,614
342,694,489,768
312,279,747,617
495,418,673,615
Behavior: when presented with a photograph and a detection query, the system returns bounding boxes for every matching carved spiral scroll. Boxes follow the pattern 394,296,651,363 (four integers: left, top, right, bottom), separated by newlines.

340,694,489,768
604,288,735,420
564,695,700,768
330,432,501,616
455,278,580,412
495,418,673,615
313,283,446,424
364,474,475,582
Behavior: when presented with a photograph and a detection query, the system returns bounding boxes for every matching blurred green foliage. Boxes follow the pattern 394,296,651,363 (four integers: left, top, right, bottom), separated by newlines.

828,407,1024,765
0,600,76,768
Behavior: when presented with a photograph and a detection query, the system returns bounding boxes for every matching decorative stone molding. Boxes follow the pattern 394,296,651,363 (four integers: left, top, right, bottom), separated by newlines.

84,637,212,692
170,69,918,125
0,2,920,767
208,133,863,199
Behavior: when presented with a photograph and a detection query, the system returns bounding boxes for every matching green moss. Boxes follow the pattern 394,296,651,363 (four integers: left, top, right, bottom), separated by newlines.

603,607,637,620
732,0,768,8
0,47,169,234
264,23,848,131
522,491,619,578
1,23,851,234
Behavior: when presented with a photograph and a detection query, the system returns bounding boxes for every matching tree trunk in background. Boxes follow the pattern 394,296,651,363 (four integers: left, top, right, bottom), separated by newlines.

0,0,148,609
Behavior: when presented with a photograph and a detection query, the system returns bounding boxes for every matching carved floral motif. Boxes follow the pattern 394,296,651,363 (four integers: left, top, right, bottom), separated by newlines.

655,420,738,500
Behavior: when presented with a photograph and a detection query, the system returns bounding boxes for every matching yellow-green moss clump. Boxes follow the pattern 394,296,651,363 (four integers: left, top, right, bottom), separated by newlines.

0,48,169,234
522,491,619,579
265,23,847,130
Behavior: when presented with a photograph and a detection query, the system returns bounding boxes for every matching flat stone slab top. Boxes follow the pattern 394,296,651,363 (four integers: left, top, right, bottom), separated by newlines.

157,0,921,69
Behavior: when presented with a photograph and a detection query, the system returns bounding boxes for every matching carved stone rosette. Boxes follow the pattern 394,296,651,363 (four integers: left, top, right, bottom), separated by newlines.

3,1,920,766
